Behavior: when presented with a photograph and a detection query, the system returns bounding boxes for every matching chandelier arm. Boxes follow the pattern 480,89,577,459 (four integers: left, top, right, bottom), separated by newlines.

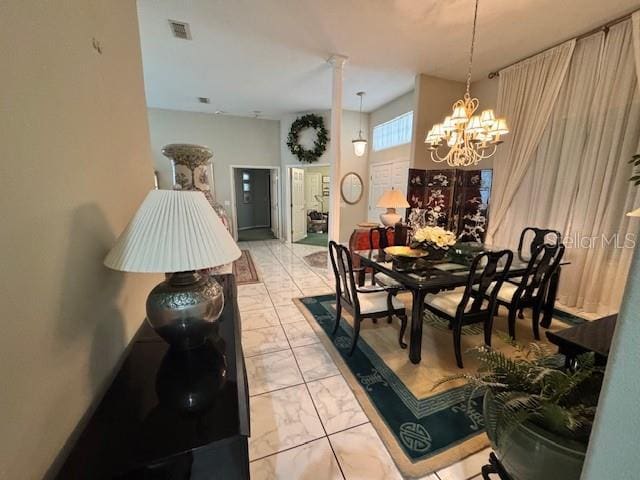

430,146,450,163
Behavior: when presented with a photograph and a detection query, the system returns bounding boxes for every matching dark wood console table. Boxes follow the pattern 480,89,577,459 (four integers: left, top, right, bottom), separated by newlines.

56,274,250,479
546,313,617,367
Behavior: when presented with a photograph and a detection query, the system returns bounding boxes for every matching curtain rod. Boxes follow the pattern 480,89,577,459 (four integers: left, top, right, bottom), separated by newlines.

487,11,634,79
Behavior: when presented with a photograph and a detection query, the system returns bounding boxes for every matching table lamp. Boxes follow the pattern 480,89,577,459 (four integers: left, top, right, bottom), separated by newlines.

376,188,410,226
104,190,241,350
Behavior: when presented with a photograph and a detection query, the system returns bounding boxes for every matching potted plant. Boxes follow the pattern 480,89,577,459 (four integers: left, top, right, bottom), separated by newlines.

437,341,603,480
410,225,457,260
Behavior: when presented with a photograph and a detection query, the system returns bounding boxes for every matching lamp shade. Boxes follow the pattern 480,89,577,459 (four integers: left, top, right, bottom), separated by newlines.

104,190,241,273
352,138,367,157
627,207,640,217
376,189,410,209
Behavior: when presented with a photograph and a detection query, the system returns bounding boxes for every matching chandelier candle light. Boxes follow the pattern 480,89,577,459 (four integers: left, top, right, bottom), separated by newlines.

425,0,509,167
352,91,367,157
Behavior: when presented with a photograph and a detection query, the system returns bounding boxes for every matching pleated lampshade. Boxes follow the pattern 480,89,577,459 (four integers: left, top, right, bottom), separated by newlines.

376,189,410,209
104,190,241,273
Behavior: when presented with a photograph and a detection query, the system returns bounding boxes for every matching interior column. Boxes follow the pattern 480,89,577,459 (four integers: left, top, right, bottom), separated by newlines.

328,54,347,243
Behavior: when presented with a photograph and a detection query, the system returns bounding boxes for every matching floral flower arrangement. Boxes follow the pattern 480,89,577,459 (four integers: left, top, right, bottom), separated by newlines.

411,226,457,251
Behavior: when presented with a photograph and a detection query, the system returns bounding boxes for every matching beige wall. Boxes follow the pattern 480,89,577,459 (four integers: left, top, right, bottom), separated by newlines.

0,1,158,478
147,108,281,219
411,74,466,170
280,110,369,242
471,77,499,111
369,90,415,165
339,110,370,242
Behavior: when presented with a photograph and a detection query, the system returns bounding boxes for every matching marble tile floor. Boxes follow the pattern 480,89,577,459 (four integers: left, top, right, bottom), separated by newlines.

238,239,488,480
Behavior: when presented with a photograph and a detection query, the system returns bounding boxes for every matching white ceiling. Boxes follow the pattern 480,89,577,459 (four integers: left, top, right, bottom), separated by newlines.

137,0,639,118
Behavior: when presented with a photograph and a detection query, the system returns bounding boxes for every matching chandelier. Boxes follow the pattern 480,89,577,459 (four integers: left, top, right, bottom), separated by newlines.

425,0,509,167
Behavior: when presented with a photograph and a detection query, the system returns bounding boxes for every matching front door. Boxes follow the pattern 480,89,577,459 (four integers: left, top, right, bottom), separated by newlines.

291,167,306,242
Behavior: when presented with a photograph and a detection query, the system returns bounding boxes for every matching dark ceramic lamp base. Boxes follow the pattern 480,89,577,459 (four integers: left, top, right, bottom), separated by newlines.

146,271,224,350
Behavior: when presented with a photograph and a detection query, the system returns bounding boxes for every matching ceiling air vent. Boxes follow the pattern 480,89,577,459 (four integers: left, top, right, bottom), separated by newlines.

198,97,210,104
169,20,191,40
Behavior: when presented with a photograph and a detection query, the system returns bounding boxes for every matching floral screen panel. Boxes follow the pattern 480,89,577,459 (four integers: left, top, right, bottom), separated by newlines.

453,170,493,243
405,168,492,243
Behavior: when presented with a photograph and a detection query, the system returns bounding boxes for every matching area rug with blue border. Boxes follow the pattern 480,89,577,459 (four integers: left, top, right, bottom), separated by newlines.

294,293,585,478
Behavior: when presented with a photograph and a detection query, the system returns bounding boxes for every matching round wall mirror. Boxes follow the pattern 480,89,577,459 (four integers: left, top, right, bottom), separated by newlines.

341,172,363,205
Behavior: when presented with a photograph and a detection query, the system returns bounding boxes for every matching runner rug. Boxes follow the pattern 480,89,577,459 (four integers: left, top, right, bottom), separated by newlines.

294,292,584,478
232,250,260,285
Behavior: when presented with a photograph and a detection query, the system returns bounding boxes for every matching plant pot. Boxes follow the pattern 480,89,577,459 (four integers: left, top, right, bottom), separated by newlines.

483,391,587,480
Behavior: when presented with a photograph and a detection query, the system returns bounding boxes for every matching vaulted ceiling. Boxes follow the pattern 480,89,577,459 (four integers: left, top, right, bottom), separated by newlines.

137,0,639,118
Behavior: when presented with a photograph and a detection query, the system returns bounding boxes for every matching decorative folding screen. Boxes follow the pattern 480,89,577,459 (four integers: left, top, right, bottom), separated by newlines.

406,169,493,243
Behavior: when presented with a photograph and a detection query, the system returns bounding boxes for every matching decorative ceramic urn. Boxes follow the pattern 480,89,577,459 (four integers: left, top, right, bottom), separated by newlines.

162,143,230,231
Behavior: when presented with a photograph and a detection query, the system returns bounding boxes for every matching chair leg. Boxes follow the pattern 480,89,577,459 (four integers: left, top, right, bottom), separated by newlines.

332,301,342,336
349,315,361,356
484,312,494,347
532,304,541,340
398,314,408,349
453,320,464,368
387,292,394,324
507,307,517,340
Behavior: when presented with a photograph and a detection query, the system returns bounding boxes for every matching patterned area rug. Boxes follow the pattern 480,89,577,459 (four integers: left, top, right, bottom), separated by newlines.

303,251,328,269
232,250,260,285
294,293,583,478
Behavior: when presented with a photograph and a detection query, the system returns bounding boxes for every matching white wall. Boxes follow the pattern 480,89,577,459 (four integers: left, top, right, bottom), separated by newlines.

147,109,281,217
0,1,158,478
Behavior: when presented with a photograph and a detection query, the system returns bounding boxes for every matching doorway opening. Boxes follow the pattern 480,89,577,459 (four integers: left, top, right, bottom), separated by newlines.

230,166,281,242
285,164,330,246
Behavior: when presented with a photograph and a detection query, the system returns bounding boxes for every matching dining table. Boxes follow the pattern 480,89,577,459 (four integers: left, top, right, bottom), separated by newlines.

354,244,566,364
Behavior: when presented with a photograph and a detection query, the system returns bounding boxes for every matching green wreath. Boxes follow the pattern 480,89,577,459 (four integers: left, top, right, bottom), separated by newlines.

286,114,329,163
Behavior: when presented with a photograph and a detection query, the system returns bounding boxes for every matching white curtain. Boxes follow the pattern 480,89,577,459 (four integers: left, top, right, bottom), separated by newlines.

494,21,640,314
634,11,640,87
486,40,575,243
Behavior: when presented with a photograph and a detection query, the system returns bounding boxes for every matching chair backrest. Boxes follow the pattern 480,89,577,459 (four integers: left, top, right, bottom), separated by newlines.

368,226,393,250
328,240,359,311
517,243,565,301
368,225,410,250
518,227,562,259
458,250,514,317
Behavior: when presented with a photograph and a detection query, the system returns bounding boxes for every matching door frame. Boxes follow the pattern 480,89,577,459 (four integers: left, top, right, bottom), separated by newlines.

284,163,330,243
229,165,282,242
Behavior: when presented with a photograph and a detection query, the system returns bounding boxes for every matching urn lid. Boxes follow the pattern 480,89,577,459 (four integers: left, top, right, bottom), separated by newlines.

162,143,213,168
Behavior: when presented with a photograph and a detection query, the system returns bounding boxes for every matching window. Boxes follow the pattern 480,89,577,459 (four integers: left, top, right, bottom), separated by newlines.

372,111,413,151
242,171,251,203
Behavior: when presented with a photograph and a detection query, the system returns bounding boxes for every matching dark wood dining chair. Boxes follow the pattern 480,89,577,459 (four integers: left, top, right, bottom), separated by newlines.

329,240,408,356
516,227,563,328
424,250,514,368
491,243,565,341
367,225,410,288
518,227,561,260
